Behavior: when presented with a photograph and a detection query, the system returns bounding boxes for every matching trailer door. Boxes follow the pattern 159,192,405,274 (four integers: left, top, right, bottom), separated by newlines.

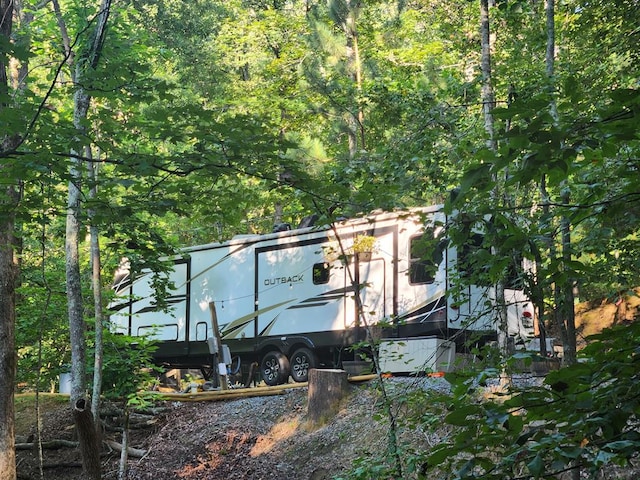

354,256,387,328
447,235,494,333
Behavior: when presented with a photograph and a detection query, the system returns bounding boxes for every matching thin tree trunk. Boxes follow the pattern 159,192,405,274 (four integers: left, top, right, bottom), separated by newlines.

351,26,365,151
88,154,104,422
118,409,130,480
560,193,577,365
480,0,496,152
329,218,403,479
544,0,577,369
545,0,558,121
35,241,54,480
480,0,509,371
336,1,364,158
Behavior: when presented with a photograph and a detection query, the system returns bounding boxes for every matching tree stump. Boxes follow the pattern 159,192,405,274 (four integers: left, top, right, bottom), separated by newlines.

307,369,349,425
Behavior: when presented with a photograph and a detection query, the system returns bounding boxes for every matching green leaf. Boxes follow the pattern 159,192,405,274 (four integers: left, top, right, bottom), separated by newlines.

504,414,524,434
427,445,456,466
527,454,544,478
605,441,638,451
556,445,583,460
445,404,482,426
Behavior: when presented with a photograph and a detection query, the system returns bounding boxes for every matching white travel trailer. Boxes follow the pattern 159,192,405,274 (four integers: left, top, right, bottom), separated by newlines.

109,206,536,385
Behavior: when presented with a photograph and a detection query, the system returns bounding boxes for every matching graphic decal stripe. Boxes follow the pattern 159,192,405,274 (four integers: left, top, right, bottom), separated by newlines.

287,302,330,309
297,286,357,304
134,295,186,315
221,299,296,339
259,317,279,336
397,294,446,323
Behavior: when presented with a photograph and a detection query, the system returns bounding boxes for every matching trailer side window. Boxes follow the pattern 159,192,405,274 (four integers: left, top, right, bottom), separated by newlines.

313,262,331,285
409,234,444,285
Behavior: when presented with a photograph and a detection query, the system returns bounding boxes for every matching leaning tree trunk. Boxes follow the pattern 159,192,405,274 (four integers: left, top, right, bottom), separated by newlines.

88,155,105,422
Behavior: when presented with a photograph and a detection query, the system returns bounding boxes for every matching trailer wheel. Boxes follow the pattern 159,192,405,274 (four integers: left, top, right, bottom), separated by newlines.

260,351,290,386
290,347,317,383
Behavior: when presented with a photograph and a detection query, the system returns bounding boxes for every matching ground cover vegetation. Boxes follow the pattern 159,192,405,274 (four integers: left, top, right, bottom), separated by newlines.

1,0,638,479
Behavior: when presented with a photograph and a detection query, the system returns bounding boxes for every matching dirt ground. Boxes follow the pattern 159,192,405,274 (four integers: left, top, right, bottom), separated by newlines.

16,379,414,480
16,374,640,480
15,292,640,480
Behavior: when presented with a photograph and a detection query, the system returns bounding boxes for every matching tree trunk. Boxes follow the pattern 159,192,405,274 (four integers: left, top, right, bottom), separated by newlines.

0,1,17,478
73,398,101,480
560,192,577,366
54,1,112,477
331,0,364,158
0,194,18,480
480,0,496,152
544,0,577,369
545,0,558,121
66,146,86,403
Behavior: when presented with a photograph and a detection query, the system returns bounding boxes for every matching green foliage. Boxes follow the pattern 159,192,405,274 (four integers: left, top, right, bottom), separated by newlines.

421,322,640,479
15,236,71,392
340,323,640,480
98,330,160,402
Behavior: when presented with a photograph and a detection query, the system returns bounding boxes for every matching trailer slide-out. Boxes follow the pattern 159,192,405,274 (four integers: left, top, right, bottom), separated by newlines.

109,206,536,385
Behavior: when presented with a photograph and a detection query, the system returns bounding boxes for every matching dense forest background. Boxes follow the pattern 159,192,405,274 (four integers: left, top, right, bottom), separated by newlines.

1,0,639,479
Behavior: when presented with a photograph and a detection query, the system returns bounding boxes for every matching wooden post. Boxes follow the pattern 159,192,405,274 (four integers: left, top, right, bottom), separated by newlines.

208,302,228,390
307,369,349,425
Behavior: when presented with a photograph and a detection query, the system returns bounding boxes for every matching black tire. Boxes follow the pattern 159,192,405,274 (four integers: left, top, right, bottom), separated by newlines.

260,351,290,386
290,347,317,383
228,356,242,376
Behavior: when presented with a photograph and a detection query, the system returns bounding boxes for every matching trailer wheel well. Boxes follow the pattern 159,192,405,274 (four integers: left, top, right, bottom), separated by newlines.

288,342,314,356
257,345,284,358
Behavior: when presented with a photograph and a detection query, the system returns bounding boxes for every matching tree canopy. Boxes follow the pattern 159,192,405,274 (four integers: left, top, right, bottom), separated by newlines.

1,0,638,479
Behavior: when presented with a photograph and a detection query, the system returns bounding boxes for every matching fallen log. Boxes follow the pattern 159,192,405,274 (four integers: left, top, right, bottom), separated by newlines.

105,439,147,458
15,438,146,458
160,389,286,402
156,381,307,402
15,439,78,450
151,373,377,402
347,373,377,383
